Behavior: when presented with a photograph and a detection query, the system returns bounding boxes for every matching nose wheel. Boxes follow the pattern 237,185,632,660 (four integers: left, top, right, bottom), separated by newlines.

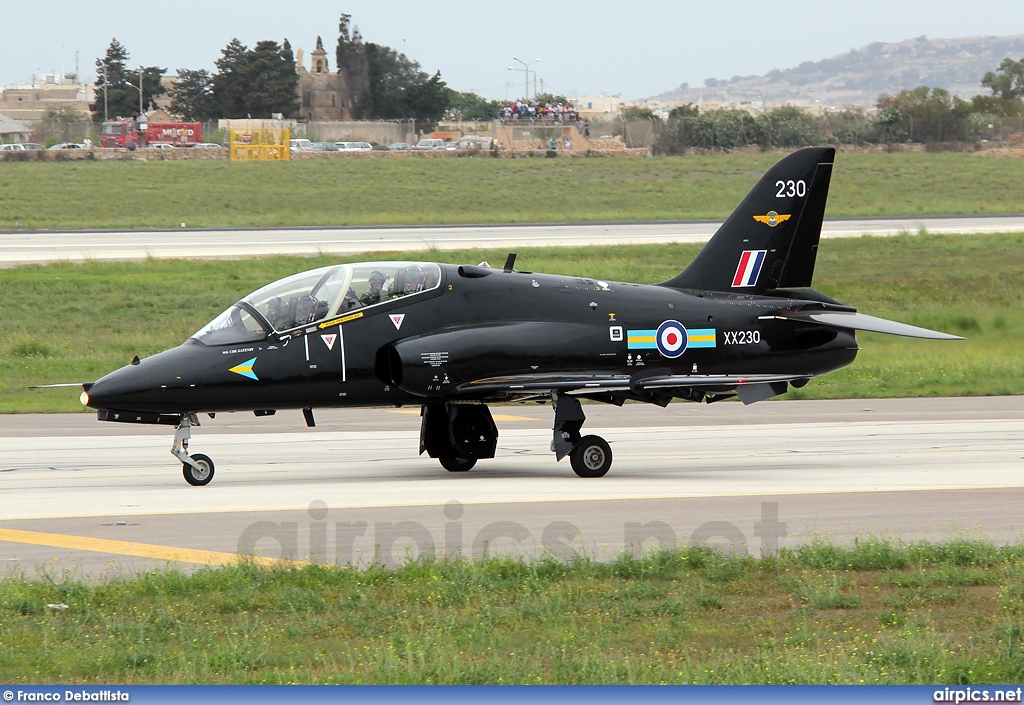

551,393,613,478
183,453,215,486
171,414,216,486
569,435,612,478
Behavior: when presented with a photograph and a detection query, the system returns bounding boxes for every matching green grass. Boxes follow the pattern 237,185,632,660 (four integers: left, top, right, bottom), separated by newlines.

4,539,1024,683
7,231,1023,412
1,152,1023,230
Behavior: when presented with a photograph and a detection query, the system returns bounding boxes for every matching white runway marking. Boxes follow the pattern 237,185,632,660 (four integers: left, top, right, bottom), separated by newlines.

1,217,1021,266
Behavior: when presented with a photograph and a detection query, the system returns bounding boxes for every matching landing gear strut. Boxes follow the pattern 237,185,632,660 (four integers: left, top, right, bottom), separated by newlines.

551,393,612,478
171,413,215,486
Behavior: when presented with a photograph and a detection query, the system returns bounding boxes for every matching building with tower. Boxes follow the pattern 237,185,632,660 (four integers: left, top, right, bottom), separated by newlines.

295,36,351,121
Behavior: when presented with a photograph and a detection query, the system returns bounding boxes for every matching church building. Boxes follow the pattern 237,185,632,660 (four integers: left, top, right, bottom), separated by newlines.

295,37,351,121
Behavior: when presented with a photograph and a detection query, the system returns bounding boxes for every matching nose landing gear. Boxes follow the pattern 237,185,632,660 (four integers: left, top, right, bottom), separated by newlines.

551,393,612,478
171,413,215,486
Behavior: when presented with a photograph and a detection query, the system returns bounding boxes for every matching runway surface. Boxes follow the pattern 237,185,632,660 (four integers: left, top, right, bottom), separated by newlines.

2,396,1022,577
1,215,1023,266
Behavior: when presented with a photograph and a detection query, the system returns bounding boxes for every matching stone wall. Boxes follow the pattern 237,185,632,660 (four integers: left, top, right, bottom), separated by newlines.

0,147,227,162
0,145,649,163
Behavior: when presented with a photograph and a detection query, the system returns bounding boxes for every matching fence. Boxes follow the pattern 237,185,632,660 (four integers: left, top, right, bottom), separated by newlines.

299,120,416,146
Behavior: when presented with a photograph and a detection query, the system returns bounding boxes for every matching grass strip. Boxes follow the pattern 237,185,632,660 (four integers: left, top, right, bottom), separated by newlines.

1,152,1023,230
5,231,1023,412
2,538,1023,683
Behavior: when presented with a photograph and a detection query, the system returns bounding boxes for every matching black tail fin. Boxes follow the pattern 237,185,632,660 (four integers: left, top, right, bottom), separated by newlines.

660,147,835,293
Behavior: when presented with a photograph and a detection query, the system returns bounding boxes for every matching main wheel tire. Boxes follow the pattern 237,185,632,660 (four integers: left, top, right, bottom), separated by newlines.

439,456,476,472
569,435,612,478
183,453,215,486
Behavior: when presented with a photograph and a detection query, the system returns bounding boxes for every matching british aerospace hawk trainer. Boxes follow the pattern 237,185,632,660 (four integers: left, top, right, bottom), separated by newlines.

77,147,960,485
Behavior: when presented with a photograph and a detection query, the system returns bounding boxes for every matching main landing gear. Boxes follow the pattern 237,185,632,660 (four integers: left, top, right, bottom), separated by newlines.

171,413,215,486
419,394,613,478
420,404,497,473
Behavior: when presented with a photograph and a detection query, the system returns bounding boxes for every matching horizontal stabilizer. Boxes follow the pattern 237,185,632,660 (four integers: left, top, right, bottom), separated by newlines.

773,311,964,340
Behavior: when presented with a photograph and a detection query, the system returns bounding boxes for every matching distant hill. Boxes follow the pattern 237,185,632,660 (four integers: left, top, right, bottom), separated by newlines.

649,34,1024,108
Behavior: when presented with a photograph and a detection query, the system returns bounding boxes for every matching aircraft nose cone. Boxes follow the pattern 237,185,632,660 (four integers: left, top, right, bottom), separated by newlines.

83,364,153,410
84,345,211,414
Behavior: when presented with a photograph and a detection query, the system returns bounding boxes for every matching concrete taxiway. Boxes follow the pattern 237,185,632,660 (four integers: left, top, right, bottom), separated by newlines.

1,215,1023,266
2,396,1022,577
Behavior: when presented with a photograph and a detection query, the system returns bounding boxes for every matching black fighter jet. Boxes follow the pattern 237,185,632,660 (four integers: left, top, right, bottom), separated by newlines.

76,147,960,485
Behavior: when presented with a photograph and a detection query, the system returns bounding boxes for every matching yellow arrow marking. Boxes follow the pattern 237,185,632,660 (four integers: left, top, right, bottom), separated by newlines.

318,311,364,329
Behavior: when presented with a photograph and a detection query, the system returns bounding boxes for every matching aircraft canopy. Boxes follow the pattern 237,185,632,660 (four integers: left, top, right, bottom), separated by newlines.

191,261,441,346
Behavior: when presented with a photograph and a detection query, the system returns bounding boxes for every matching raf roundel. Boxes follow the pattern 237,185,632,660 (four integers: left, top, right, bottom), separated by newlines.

656,320,688,358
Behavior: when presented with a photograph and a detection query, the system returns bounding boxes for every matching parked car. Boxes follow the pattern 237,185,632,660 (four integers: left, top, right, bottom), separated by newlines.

289,138,313,152
414,138,447,150
192,143,223,149
388,142,412,151
0,143,43,151
47,142,85,150
146,143,176,150
310,142,339,151
456,136,494,150
336,141,373,151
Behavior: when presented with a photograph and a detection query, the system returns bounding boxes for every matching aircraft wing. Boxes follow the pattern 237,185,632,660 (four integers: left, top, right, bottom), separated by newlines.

764,311,964,340
457,371,806,396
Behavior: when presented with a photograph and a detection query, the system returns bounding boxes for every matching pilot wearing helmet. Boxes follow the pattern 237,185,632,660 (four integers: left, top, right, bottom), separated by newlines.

360,271,387,305
265,296,290,330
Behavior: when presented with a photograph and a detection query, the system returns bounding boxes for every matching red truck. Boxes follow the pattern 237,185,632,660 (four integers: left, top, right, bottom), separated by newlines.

100,120,202,148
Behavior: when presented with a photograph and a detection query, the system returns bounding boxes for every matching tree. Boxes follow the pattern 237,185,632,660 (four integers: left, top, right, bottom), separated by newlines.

533,92,571,105
244,40,299,118
621,106,657,121
445,90,500,121
336,13,369,117
39,106,89,142
140,66,167,112
211,38,298,119
407,71,449,123
667,103,699,119
169,69,215,121
212,38,250,118
876,87,972,142
361,43,449,121
981,57,1024,101
90,39,165,121
970,94,1023,118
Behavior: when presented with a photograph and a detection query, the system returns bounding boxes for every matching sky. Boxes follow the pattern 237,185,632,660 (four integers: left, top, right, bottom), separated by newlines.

3,1,1022,101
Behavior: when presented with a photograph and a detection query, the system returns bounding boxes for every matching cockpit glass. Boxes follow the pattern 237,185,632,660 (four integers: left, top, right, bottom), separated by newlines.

191,305,268,345
244,266,335,332
191,262,443,344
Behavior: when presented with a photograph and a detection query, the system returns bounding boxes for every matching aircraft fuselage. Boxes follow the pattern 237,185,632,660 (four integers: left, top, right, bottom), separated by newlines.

86,263,857,416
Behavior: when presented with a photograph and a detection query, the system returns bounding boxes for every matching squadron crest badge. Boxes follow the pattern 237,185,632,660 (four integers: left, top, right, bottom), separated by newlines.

753,211,791,227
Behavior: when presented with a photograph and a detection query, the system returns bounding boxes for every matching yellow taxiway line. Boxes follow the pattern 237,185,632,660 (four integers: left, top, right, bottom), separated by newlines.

0,528,311,569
